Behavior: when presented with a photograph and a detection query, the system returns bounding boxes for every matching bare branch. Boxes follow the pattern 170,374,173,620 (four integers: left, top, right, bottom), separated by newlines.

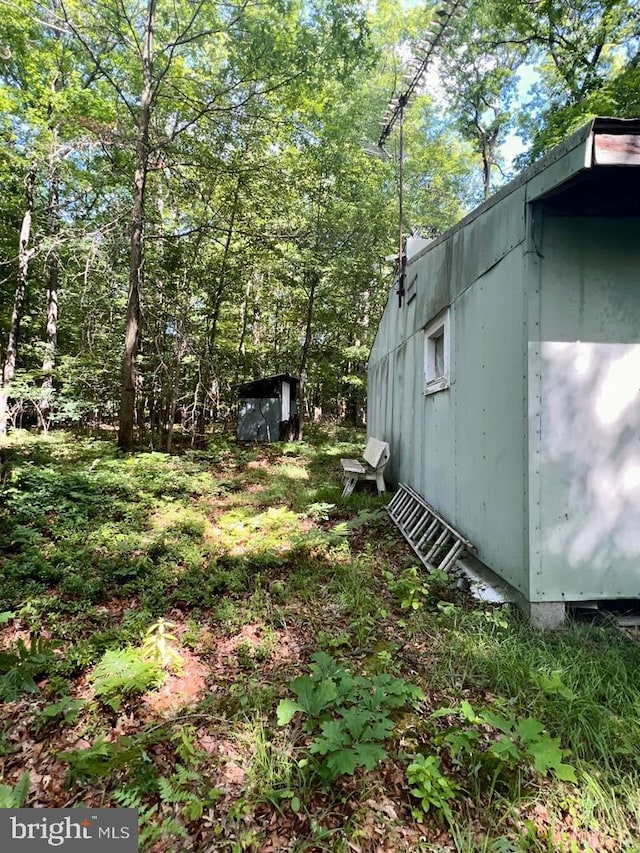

59,0,139,121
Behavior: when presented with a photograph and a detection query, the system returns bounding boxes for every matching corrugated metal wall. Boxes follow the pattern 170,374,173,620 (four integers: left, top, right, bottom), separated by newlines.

368,187,530,597
369,123,640,606
454,249,528,596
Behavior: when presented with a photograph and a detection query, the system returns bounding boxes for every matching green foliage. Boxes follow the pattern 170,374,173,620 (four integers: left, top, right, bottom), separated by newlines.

59,734,151,786
308,712,391,778
434,700,577,784
304,502,336,521
102,724,224,831
0,772,30,808
532,669,576,700
0,0,399,440
277,651,423,780
3,428,640,849
432,613,640,777
0,634,61,700
406,753,459,823
385,566,454,611
36,696,86,728
112,787,188,848
90,647,163,710
157,766,223,821
481,606,511,631
141,618,182,670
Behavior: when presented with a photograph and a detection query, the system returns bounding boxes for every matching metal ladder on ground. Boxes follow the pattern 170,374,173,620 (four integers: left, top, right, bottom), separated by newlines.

387,483,475,572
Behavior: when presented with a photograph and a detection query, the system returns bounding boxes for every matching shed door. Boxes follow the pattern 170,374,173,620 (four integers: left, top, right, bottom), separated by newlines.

281,381,290,420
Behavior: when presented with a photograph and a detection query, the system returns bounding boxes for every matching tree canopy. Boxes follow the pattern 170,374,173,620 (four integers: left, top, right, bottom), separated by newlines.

1,0,638,444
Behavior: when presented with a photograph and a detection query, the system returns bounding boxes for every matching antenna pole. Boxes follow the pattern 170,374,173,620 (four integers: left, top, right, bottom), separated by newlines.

378,0,467,308
398,94,406,307
378,0,466,150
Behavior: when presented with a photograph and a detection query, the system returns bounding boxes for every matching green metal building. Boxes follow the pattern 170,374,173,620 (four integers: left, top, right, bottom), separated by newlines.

368,117,640,626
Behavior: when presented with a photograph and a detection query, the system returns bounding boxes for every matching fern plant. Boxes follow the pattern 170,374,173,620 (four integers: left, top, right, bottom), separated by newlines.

90,647,162,710
0,772,30,807
112,788,188,847
0,634,61,701
158,766,223,821
59,730,162,787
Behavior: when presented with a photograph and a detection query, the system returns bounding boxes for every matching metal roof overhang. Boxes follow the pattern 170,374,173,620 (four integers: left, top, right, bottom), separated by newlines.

407,117,640,266
536,165,640,217
237,373,299,396
531,117,640,216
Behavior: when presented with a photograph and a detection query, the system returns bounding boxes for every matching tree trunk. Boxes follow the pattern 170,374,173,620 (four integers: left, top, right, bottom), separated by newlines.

482,145,491,200
297,269,319,440
40,133,60,429
39,23,63,431
136,383,146,442
0,164,37,437
196,176,241,440
118,0,156,451
165,365,182,452
234,273,255,387
166,327,187,453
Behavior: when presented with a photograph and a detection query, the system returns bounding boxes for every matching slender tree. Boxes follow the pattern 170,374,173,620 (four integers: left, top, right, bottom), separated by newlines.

0,164,36,436
117,0,156,450
39,71,62,428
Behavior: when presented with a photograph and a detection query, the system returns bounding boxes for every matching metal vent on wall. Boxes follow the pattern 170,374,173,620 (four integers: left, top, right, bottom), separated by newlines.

387,483,475,572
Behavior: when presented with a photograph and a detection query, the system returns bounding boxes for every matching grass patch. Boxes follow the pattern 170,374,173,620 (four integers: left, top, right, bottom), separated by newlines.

1,427,640,851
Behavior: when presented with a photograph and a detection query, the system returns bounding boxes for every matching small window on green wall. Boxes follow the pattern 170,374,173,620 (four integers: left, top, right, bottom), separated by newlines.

424,308,450,394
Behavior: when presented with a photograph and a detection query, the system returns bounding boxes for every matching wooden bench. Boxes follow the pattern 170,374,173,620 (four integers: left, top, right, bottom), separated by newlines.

340,438,390,498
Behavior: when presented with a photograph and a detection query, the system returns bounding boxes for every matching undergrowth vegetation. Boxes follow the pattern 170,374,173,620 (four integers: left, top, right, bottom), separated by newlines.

1,427,640,851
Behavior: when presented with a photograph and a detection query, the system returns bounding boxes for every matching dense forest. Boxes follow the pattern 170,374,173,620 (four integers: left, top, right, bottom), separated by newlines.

1,0,639,449
3,3,640,849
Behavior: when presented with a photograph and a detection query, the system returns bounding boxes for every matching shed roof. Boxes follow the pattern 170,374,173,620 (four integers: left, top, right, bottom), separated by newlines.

409,116,640,268
237,373,299,397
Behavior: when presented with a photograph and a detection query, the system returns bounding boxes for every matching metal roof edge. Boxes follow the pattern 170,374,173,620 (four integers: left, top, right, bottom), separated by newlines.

237,373,299,393
591,115,640,134
407,118,603,267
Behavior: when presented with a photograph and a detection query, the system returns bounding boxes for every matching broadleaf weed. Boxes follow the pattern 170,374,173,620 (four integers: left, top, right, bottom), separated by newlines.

435,700,577,786
406,753,458,823
277,652,423,781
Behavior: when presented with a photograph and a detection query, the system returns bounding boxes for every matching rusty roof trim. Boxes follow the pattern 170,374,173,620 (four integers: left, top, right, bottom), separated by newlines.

593,132,640,166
